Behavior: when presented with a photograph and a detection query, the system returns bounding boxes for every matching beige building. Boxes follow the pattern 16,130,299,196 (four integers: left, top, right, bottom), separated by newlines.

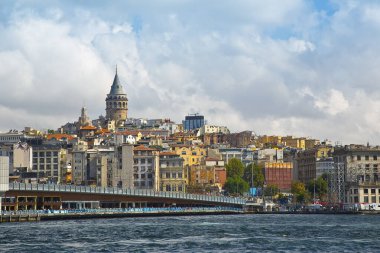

159,152,186,192
132,145,160,190
198,125,230,136
296,145,333,184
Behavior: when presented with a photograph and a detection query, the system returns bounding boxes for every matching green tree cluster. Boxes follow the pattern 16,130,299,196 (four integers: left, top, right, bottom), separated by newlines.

291,176,328,204
291,181,310,204
243,163,264,188
224,158,249,195
307,176,328,201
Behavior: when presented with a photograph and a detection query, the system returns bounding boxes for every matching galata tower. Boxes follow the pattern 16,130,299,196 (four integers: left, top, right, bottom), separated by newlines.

105,68,128,126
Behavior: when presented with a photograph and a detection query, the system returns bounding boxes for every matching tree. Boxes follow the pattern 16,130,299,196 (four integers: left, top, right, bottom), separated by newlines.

291,181,310,204
225,158,244,178
307,176,328,201
243,163,264,188
264,184,280,197
224,177,250,195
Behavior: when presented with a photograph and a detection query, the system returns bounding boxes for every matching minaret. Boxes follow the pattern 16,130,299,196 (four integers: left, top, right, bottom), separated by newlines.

105,66,128,127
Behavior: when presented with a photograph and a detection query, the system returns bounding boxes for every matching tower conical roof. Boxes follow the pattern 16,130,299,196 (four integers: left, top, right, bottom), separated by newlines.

109,69,126,95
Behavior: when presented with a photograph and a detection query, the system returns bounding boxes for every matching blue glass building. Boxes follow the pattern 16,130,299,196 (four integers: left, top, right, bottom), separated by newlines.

183,114,205,131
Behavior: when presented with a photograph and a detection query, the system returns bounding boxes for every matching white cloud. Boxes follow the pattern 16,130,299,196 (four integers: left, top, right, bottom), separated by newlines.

314,89,349,115
287,38,315,53
2,1,380,144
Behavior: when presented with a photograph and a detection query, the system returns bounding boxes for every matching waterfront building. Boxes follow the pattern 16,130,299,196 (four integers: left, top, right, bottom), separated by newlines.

296,145,333,184
333,145,380,205
72,146,114,187
0,156,9,211
316,157,334,178
264,162,293,191
159,152,186,192
0,144,13,174
31,145,67,183
105,68,128,127
112,144,133,188
132,145,159,190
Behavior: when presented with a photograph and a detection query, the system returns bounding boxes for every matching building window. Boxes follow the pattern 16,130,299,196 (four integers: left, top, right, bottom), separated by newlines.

364,196,369,203
371,196,376,203
166,172,170,178
354,189,358,194
371,189,376,194
364,189,368,194
365,156,369,161
357,155,361,161
374,156,378,160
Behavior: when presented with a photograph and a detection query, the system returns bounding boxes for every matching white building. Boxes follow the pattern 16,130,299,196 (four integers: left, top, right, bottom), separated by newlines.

13,142,33,173
0,156,9,211
198,125,230,136
316,157,334,178
0,156,9,192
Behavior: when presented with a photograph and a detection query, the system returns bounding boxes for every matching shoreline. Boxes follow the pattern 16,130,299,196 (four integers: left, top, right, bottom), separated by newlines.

2,209,380,223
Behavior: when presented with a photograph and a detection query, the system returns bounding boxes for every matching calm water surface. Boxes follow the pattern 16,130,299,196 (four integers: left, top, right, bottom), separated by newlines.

1,214,379,252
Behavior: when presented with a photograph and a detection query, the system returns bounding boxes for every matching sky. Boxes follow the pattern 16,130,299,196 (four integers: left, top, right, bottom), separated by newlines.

0,0,380,144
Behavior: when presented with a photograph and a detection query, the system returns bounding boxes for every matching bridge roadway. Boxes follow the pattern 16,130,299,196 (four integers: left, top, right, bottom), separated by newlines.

5,183,246,209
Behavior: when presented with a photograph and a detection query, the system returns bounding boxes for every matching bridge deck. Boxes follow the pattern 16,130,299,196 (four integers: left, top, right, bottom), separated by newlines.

7,183,246,206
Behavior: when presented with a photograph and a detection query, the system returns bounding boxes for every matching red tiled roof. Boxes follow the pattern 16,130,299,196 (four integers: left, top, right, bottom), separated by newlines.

46,134,75,141
80,125,97,130
134,145,158,151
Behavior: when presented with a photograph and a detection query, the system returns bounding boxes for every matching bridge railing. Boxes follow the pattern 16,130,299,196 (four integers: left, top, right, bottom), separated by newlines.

9,183,246,205
1,206,243,216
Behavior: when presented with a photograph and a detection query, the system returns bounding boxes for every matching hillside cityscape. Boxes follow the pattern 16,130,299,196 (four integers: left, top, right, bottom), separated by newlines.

0,69,378,212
